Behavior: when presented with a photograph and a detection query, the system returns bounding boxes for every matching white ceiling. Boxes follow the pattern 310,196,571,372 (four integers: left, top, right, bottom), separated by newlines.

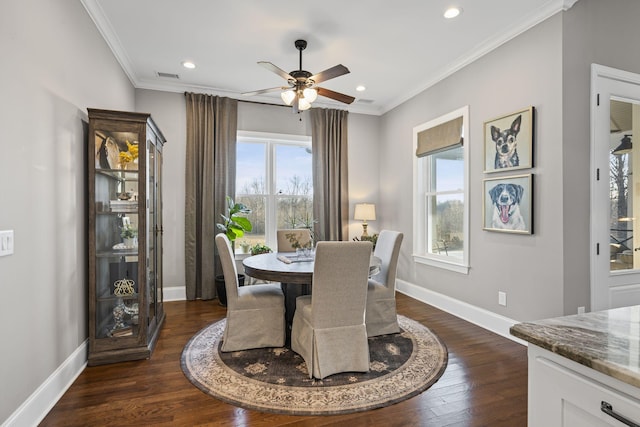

82,0,578,115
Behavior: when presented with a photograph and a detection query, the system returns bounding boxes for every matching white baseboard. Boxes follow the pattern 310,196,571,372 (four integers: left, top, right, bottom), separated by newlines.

164,285,186,301
396,279,527,346
2,340,88,427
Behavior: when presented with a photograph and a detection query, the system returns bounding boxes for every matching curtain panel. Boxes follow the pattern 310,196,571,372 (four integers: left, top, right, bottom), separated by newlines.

184,93,238,300
311,108,349,241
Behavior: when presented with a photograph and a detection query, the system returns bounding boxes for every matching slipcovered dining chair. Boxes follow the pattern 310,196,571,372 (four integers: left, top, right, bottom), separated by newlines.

215,233,286,352
277,228,312,252
291,241,373,379
276,228,314,323
365,230,404,337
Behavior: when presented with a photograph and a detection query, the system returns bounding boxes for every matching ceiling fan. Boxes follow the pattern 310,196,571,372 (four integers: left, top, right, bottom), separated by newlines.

243,39,355,113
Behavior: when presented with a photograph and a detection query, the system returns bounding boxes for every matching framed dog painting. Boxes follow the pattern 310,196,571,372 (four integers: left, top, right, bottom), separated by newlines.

483,174,533,234
483,106,534,173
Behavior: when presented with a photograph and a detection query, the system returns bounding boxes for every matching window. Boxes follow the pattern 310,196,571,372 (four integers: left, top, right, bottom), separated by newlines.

413,106,469,274
235,131,313,249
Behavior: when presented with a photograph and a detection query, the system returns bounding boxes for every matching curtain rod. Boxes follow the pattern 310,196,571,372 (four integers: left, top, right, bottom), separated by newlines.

184,91,288,108
237,99,289,108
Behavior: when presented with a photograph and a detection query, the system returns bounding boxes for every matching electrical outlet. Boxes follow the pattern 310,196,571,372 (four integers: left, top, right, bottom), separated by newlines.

498,291,507,307
0,230,14,256
578,306,585,314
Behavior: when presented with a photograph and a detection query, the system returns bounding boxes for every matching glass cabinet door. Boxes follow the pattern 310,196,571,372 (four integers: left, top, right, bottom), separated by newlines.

147,136,157,328
93,128,141,340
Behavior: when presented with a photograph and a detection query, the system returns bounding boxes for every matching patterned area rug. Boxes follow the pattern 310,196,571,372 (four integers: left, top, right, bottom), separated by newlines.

181,315,448,415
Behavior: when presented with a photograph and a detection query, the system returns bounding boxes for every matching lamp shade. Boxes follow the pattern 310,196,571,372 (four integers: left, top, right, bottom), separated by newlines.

303,87,318,103
354,203,376,221
281,90,295,106
298,97,311,111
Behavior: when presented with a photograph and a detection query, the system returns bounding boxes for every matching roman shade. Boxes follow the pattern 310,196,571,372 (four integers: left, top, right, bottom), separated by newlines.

415,116,463,158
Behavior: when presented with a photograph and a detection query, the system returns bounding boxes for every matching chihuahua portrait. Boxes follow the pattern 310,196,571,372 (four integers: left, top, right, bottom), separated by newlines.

491,114,522,169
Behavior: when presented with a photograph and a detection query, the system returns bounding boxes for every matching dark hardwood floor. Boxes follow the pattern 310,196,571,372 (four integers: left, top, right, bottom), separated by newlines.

40,293,527,426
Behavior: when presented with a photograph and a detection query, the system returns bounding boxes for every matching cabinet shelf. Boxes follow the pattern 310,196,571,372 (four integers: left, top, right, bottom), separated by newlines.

96,168,139,181
88,108,165,366
96,250,138,257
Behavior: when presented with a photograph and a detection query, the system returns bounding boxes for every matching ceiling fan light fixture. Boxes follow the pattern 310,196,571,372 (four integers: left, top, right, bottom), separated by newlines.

281,90,296,106
298,98,312,111
303,87,318,103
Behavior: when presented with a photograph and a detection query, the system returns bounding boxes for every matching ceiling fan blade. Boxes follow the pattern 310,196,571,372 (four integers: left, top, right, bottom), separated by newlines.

309,64,350,84
317,87,355,104
258,61,294,81
242,86,288,96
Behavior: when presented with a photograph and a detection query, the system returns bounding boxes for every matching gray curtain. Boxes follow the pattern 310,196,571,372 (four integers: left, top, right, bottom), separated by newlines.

185,93,237,300
311,108,349,241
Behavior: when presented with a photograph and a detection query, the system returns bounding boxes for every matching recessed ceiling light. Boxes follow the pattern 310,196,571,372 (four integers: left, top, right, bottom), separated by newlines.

444,7,462,19
182,61,196,69
356,85,366,92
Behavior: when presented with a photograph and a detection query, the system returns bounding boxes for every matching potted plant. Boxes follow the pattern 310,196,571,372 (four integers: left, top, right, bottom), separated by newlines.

216,196,252,242
120,224,138,247
215,196,252,306
238,240,251,254
353,233,378,250
250,243,272,256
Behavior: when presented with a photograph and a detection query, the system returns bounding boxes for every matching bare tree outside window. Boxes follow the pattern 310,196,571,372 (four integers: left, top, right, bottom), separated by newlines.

235,137,313,248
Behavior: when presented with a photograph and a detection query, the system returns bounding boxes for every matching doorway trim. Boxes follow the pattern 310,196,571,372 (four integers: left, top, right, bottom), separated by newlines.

590,64,640,311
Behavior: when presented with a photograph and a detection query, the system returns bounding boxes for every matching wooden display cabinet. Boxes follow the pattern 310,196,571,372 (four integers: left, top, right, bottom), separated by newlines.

87,108,165,365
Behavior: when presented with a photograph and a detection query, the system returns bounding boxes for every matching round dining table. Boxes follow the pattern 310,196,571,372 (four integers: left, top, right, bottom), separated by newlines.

242,252,315,284
242,252,382,285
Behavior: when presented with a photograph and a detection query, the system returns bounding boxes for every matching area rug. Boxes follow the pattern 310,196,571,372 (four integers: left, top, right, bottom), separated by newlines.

181,315,447,415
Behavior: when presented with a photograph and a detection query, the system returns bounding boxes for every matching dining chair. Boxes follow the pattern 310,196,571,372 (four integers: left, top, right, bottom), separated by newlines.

276,228,313,322
291,241,373,379
277,229,312,252
365,230,404,337
215,233,286,352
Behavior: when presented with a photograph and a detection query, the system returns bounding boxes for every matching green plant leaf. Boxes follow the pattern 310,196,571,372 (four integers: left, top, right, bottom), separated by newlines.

233,216,252,232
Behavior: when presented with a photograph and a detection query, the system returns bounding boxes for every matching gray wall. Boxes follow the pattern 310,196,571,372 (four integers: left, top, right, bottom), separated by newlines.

379,14,566,321
378,0,640,321
0,0,134,422
561,0,640,314
5,0,640,422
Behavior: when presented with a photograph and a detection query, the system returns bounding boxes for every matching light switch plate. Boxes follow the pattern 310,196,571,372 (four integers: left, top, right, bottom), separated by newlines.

0,230,14,256
498,291,507,307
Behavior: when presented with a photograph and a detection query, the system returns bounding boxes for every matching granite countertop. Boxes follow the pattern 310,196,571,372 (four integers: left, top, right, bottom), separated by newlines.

510,305,640,388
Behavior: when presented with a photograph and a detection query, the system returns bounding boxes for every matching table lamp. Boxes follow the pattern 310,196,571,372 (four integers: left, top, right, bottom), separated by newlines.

354,203,376,238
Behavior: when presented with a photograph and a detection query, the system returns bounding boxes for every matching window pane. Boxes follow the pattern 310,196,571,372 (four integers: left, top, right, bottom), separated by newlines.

609,99,638,272
276,145,313,195
277,196,314,229
235,195,265,246
430,146,463,192
236,135,313,249
237,142,266,195
427,193,464,260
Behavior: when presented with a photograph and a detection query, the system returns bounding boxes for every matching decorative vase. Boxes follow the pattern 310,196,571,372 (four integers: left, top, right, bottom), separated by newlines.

123,237,137,247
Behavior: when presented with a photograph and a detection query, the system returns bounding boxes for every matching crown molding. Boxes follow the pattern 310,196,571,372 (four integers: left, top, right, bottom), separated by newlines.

81,0,139,87
381,0,580,114
82,0,577,117
133,78,384,115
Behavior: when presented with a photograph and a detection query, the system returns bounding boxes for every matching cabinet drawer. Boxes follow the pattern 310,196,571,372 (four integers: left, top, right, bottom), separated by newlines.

531,354,640,426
